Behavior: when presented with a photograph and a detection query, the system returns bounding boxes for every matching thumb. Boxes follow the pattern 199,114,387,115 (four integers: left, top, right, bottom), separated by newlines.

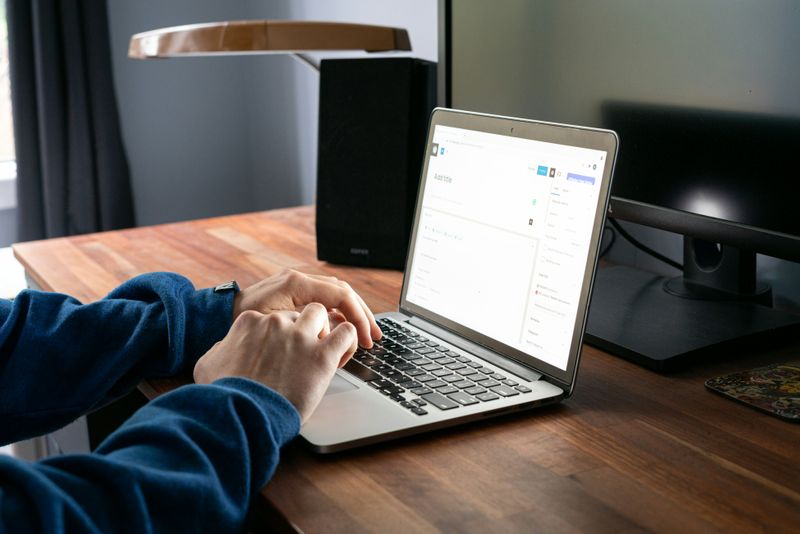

321,322,358,368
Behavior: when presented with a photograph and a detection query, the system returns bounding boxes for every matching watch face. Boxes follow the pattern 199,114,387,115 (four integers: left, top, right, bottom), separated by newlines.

213,281,239,293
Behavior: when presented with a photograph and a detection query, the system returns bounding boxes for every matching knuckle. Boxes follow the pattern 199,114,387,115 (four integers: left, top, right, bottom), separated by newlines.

306,302,326,314
235,309,261,326
266,312,285,327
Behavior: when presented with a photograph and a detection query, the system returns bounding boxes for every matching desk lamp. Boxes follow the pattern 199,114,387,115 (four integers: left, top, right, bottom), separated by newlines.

128,20,411,70
129,20,435,271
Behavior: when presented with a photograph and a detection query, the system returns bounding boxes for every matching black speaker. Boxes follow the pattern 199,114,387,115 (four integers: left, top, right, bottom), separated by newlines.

316,57,437,269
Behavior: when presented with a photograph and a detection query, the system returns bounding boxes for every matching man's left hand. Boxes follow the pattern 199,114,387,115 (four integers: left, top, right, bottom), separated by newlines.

232,269,381,348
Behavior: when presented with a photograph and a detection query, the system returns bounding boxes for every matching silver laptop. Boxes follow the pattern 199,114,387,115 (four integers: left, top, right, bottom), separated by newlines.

303,108,618,453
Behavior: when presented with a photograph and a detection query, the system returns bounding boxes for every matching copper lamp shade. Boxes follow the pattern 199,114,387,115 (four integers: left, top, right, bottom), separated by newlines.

129,20,411,59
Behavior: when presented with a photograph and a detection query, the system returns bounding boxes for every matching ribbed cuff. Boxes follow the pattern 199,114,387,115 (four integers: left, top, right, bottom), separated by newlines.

213,377,301,447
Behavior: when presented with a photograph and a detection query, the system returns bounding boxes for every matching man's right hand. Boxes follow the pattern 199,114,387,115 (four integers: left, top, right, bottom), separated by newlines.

193,304,358,423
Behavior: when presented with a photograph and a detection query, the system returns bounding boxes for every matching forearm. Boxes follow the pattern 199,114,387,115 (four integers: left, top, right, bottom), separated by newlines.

0,272,234,444
0,378,300,533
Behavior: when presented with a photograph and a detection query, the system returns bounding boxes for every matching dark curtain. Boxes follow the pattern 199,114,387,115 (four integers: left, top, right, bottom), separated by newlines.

6,0,135,241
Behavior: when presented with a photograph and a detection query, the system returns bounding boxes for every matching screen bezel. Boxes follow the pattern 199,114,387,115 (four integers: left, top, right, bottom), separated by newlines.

439,0,800,263
399,108,618,391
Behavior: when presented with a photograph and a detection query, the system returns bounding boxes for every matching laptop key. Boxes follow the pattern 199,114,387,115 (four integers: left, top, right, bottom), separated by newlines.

515,385,532,393
406,368,426,377
411,407,428,416
407,342,425,349
456,368,478,376
391,394,407,402
436,346,450,352
437,385,459,394
467,361,483,368
432,369,451,377
453,380,474,389
502,380,519,387
478,367,494,374
448,391,479,406
420,392,460,410
417,347,435,355
476,392,500,401
402,381,422,389
343,360,381,382
374,364,392,373
368,347,388,356
481,380,501,388
445,362,465,370
421,363,442,371
395,363,416,371
412,398,428,406
490,373,507,381
437,357,455,365
400,401,415,408
371,379,393,389
426,380,447,389
410,387,433,395
426,352,446,360
465,386,486,395
425,341,439,347
443,375,463,383
404,352,424,361
416,374,437,383
490,385,519,397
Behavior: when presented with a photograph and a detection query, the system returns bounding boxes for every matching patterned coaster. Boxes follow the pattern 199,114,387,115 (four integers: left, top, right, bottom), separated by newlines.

705,362,800,422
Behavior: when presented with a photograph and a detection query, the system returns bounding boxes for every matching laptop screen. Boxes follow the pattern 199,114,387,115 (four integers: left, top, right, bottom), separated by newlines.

404,124,608,372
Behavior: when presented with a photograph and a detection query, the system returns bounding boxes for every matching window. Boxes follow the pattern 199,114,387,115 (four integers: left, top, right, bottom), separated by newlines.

0,3,16,211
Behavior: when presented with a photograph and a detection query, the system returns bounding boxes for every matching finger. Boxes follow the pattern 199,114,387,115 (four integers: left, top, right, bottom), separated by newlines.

320,322,358,368
295,276,375,348
295,302,330,338
328,310,347,331
307,275,380,340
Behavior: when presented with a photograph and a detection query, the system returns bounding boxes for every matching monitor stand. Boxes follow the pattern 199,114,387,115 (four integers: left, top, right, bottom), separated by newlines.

584,237,800,371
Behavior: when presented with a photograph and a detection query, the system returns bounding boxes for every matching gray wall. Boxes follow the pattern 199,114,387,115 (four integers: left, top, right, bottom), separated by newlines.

107,0,436,226
0,208,15,246
108,0,257,226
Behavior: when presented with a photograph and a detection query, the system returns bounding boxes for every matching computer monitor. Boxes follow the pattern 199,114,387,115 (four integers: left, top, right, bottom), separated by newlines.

439,0,800,370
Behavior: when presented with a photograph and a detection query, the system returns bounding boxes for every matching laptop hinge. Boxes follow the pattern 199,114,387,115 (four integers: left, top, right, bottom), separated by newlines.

407,316,543,382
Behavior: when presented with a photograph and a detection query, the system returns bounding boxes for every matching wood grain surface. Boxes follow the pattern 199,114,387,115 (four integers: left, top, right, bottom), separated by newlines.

14,206,800,533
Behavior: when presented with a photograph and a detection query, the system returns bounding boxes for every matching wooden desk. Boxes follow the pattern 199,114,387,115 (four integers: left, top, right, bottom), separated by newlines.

14,206,800,532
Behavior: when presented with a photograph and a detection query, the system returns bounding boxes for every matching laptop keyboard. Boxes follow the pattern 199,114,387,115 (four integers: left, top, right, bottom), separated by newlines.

343,318,533,416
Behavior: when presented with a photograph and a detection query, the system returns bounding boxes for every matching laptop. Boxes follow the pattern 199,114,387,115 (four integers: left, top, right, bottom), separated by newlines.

302,108,618,453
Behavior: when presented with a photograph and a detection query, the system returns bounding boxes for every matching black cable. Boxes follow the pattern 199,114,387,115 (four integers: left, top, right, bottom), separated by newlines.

609,217,684,271
599,225,616,258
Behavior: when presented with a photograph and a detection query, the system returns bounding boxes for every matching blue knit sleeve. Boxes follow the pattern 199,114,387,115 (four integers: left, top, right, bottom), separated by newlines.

0,377,302,533
0,272,235,445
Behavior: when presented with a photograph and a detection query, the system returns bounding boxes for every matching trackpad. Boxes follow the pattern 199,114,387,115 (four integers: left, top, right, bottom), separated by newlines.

324,373,359,397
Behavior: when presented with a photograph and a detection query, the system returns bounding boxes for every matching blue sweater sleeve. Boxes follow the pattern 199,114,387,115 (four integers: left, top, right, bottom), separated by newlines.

0,272,234,445
0,377,302,533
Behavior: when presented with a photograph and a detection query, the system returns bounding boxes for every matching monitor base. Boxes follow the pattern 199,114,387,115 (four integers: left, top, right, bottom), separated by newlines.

585,265,800,372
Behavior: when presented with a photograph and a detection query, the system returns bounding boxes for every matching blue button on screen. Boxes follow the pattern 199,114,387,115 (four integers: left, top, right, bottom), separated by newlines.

537,165,548,176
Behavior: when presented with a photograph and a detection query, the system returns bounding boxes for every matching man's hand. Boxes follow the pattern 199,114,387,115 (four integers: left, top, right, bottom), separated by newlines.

232,270,381,348
194,304,358,423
